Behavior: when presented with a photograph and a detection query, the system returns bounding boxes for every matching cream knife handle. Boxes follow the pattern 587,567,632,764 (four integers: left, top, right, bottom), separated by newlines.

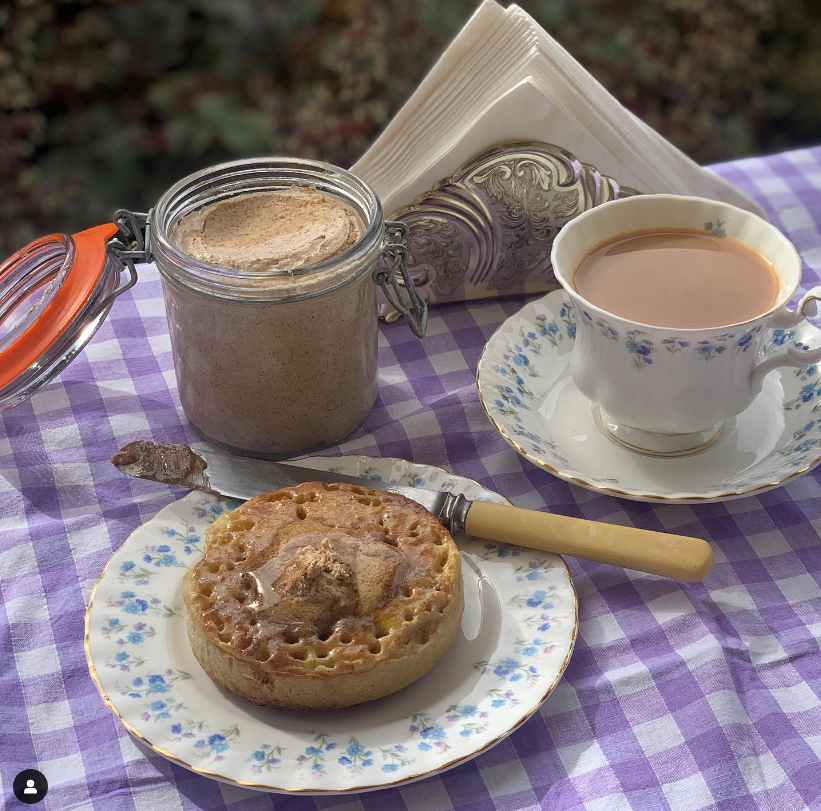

463,500,713,582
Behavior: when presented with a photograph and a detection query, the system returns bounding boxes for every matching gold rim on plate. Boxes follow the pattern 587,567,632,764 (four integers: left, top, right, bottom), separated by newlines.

84,455,579,794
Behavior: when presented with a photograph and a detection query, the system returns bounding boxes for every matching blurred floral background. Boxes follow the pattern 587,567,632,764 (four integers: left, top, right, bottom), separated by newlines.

2,0,820,254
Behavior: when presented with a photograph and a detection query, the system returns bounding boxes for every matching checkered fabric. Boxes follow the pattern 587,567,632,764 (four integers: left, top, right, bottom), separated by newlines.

2,147,821,811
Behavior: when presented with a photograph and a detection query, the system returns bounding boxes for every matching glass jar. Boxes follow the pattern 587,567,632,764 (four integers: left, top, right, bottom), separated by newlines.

0,159,426,453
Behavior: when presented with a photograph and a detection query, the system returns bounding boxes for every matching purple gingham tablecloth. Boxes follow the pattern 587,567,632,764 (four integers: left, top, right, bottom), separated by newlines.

2,147,821,811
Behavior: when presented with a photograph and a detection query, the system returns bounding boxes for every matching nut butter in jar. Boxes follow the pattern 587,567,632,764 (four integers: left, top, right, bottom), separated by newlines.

0,158,426,446
151,159,426,458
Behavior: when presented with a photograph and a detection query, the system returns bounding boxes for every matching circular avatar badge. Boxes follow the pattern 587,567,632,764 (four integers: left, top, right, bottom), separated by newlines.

13,770,48,804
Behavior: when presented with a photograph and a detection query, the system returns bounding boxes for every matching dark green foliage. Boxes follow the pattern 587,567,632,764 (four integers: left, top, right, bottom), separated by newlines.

1,0,819,254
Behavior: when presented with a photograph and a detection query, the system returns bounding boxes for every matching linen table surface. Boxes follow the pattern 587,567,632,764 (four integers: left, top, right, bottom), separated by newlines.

2,147,821,811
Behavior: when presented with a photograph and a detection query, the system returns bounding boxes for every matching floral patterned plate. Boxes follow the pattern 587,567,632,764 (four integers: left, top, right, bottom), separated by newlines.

85,455,578,794
478,289,821,502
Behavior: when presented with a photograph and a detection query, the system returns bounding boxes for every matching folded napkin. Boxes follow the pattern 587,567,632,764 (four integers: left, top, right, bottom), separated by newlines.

353,0,764,219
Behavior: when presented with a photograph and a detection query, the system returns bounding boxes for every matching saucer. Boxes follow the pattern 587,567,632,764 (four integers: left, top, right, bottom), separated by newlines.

477,290,821,502
85,455,577,794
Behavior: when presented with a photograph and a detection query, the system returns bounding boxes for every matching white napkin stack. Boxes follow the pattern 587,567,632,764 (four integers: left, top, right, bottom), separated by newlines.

352,0,765,219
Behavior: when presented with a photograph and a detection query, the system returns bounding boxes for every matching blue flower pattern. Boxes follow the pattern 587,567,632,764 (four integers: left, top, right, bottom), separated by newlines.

445,703,491,737
534,313,564,348
296,733,337,774
248,743,285,773
704,218,728,237
785,378,821,411
105,647,146,671
515,637,558,658
595,316,619,342
476,657,540,685
409,714,451,754
337,738,375,773
513,558,556,582
557,283,762,369
187,726,240,761
559,303,576,339
625,330,655,369
106,591,149,615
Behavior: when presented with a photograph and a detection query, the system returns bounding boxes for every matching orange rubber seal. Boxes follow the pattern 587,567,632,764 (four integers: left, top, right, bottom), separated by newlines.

0,223,119,390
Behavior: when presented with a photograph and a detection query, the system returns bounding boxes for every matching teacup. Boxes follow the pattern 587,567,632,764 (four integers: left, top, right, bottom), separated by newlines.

551,195,821,456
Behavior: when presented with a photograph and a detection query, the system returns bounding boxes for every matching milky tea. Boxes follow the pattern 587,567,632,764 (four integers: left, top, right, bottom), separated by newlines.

573,229,780,329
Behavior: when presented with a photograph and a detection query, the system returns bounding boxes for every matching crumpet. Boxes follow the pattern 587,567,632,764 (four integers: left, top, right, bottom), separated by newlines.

182,482,463,710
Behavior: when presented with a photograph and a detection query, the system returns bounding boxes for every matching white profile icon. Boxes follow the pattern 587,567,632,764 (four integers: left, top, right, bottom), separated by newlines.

24,779,37,795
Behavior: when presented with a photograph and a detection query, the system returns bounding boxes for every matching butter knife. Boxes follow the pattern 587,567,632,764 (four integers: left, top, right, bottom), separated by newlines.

111,441,713,582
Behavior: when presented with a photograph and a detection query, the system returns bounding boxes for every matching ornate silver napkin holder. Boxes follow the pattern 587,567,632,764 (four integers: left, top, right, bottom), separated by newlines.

380,141,639,320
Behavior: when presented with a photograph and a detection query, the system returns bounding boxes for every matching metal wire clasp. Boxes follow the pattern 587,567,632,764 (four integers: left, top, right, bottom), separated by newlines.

371,220,428,338
103,209,152,304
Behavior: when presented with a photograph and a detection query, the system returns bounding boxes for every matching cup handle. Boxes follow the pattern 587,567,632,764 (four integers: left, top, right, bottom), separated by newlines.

751,285,821,389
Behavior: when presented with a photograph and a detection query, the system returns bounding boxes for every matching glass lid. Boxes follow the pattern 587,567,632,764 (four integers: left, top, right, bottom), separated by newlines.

0,220,142,410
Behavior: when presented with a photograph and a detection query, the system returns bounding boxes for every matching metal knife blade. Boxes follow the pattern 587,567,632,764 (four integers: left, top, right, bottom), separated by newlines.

110,441,468,532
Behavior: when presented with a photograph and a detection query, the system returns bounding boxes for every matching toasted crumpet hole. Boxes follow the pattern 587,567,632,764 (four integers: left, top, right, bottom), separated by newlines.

229,519,255,532
199,583,214,598
416,629,431,645
403,609,414,622
282,630,300,644
368,642,382,655
382,533,398,547
217,629,232,643
296,506,307,520
290,649,308,661
249,617,258,626
254,644,269,661
267,491,293,501
317,629,332,642
225,561,236,571
207,562,221,574
355,495,382,507
339,633,353,645
295,491,319,504
402,585,413,598
349,486,367,495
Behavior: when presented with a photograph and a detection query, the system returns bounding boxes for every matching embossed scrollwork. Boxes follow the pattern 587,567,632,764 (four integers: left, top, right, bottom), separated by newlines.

384,142,639,315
